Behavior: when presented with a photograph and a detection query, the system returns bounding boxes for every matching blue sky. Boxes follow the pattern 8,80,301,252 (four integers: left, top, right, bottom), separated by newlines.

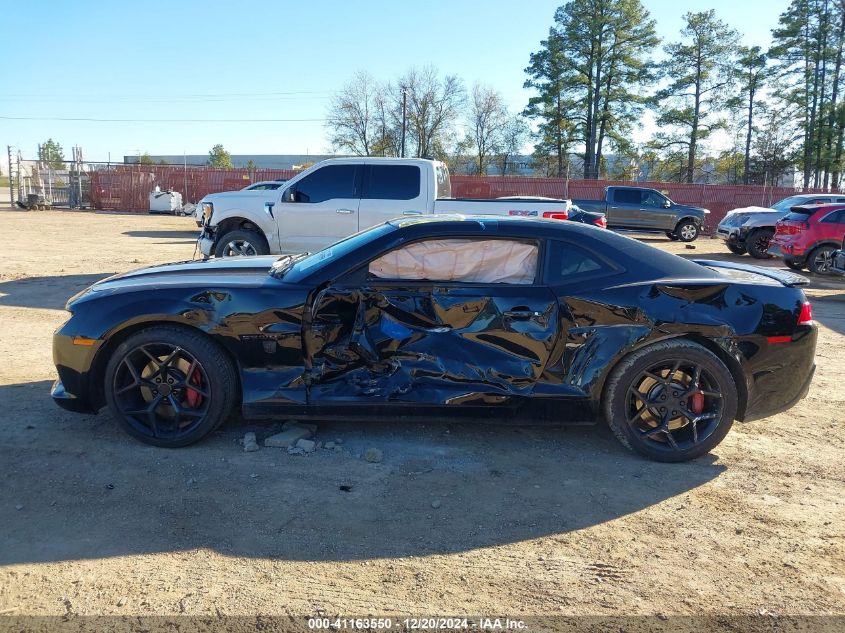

0,0,788,164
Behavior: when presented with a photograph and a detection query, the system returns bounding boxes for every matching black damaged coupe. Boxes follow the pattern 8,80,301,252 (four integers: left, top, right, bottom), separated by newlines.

52,216,817,461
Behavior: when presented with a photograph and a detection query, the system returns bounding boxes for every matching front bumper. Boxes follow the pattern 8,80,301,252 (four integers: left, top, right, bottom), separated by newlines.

51,379,98,413
198,225,216,257
52,328,103,415
716,225,744,243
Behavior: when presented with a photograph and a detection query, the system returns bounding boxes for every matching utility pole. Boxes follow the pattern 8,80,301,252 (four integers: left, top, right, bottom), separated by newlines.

6,145,13,208
400,87,407,158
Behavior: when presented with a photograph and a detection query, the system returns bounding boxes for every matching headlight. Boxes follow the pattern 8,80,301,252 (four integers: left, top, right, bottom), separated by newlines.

703,209,711,214
201,202,214,223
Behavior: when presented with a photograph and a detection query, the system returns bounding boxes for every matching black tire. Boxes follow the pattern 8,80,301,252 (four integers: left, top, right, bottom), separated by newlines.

784,257,805,271
807,244,837,274
665,231,680,241
726,243,747,255
104,326,237,447
602,339,738,462
674,220,700,242
746,228,775,259
214,229,269,257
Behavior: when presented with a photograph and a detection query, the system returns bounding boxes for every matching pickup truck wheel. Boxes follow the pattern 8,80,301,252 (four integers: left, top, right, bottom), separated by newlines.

807,245,837,274
214,229,269,257
746,228,775,259
674,220,700,242
726,243,746,255
665,231,679,241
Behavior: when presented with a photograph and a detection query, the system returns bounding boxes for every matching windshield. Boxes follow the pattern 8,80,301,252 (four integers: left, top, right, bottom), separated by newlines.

772,196,810,211
270,222,396,280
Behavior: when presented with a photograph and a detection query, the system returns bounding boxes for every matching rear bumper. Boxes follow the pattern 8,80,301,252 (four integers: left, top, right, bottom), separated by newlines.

743,326,817,422
744,363,815,422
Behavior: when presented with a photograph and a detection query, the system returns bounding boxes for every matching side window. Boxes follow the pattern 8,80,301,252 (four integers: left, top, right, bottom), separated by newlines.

364,165,421,200
545,240,612,283
821,209,845,223
368,238,538,284
613,188,641,204
293,165,358,203
641,190,666,208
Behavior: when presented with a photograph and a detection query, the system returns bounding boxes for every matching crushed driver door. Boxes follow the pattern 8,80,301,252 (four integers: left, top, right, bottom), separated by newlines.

303,281,560,406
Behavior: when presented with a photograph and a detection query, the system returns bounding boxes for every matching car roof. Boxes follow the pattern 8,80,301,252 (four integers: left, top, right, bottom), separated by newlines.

384,214,718,280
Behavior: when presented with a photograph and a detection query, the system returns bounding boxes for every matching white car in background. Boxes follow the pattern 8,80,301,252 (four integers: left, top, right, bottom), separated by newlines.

193,180,288,225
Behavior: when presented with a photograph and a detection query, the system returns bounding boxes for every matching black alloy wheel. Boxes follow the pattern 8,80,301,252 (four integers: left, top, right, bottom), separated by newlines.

104,326,236,447
747,228,775,259
604,340,737,462
807,245,836,274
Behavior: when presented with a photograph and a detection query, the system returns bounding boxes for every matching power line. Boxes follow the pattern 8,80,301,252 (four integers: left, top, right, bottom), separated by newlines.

0,115,326,123
0,90,333,98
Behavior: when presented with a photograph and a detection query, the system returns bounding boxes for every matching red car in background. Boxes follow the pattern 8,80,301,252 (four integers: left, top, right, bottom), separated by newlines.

769,203,845,273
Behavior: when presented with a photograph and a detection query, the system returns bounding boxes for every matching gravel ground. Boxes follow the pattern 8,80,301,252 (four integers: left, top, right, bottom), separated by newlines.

0,209,843,630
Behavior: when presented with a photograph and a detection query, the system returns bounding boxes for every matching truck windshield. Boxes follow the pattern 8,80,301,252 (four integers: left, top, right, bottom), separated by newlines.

772,196,811,211
435,163,452,199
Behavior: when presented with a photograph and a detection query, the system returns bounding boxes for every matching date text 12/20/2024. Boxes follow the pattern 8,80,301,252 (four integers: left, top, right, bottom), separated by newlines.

307,617,528,630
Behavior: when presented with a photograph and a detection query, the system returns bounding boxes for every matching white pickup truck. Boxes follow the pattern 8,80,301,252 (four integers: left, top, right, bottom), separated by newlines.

197,157,576,257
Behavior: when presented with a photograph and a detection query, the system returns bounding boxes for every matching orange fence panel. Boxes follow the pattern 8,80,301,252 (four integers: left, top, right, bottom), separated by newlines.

90,167,834,233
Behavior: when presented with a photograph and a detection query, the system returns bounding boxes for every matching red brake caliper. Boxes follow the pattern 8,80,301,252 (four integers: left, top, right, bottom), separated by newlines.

691,391,705,414
185,369,203,408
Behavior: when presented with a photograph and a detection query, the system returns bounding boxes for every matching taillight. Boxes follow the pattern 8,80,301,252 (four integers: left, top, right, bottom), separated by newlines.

593,216,607,228
798,301,814,326
542,211,569,221
776,223,801,235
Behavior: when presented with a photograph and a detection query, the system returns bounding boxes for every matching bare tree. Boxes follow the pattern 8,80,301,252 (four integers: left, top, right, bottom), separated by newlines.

325,71,380,155
400,66,466,158
465,84,508,174
494,115,530,175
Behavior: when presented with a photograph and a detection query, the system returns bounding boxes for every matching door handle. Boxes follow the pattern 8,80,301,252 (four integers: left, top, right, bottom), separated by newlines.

504,308,541,320
336,208,355,214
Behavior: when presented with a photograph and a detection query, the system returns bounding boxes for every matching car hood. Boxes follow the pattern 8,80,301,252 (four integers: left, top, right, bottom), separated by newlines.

724,206,777,216
202,190,276,202
68,256,283,306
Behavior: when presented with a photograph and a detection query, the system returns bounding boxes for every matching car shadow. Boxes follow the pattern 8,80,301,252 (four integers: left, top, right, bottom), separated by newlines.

0,379,725,565
123,230,198,241
812,293,845,336
0,274,113,310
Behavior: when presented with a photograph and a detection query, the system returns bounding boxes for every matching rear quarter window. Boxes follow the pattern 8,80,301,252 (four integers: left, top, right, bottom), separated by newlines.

544,240,615,284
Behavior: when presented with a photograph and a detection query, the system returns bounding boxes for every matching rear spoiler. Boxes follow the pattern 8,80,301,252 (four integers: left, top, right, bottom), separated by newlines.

692,259,810,287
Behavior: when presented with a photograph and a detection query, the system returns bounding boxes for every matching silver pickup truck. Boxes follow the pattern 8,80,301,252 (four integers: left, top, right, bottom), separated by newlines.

196,158,582,257
572,186,709,241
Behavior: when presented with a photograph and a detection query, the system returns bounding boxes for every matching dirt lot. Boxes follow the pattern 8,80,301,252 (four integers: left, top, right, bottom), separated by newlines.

0,209,843,630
